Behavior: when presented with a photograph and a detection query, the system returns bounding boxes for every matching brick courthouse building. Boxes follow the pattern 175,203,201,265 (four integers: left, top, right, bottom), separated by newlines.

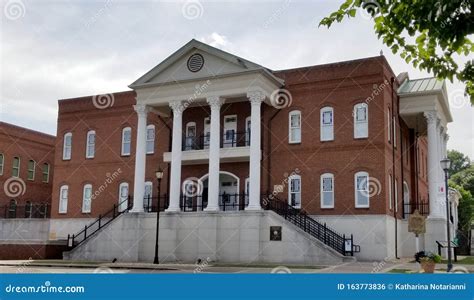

14,39,456,262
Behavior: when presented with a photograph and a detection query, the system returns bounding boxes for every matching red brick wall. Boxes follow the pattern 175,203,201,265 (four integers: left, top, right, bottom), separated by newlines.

0,122,55,208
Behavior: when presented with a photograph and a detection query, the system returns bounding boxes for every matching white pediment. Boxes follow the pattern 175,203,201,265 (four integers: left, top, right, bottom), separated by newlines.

130,39,274,88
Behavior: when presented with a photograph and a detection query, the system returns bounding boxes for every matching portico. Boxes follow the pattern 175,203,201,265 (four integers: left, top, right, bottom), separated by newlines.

128,39,283,213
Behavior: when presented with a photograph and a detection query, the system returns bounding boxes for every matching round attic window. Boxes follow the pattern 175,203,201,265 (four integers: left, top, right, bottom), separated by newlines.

187,54,204,72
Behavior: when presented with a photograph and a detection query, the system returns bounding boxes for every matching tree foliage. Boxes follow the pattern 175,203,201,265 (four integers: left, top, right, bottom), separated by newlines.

448,149,471,175
319,0,474,104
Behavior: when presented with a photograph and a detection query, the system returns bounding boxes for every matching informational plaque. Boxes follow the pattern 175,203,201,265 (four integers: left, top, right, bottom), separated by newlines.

270,226,282,241
408,210,426,235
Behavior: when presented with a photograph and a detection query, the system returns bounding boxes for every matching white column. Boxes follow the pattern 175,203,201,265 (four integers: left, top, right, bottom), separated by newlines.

246,91,265,211
131,104,150,212
424,111,442,218
205,96,224,211
166,100,185,212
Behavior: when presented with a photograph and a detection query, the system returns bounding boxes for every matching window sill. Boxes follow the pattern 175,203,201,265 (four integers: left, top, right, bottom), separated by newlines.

320,139,334,143
320,206,334,209
288,141,301,145
354,137,368,140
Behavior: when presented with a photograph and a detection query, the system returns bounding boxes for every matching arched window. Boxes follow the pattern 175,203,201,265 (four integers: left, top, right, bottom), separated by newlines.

82,184,93,213
118,182,129,212
59,185,69,214
42,163,50,183
0,153,4,175
353,103,368,138
144,181,153,211
288,174,301,208
86,130,96,158
354,171,369,208
289,110,301,144
12,157,20,177
320,107,334,141
321,173,334,208
121,127,132,156
27,160,35,181
63,132,72,160
146,125,155,154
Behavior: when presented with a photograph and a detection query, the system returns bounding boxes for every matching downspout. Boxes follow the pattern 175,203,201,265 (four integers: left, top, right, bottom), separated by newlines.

390,76,399,259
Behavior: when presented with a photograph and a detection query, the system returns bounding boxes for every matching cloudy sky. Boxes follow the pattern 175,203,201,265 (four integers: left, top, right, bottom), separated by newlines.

1,0,472,157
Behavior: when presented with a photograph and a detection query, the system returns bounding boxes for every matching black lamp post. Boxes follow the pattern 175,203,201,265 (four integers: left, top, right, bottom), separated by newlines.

440,157,452,272
153,167,164,265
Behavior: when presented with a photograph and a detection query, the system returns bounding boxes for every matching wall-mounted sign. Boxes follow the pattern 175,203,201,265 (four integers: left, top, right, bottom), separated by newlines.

270,226,282,241
408,210,426,235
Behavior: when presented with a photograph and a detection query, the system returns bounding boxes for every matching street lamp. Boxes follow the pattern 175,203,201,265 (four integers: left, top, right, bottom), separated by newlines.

440,157,452,272
153,166,164,264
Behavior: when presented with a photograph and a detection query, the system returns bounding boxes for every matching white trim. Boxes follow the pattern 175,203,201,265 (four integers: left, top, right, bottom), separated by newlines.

353,103,368,139
121,127,132,156
42,163,50,183
355,171,370,208
198,171,240,193
387,108,391,142
394,179,399,212
288,174,301,208
388,174,393,210
82,184,92,213
245,116,251,146
320,106,334,141
27,160,35,181
59,185,68,214
146,124,155,154
118,182,129,212
289,110,301,144
185,122,197,150
86,130,96,159
320,173,334,208
63,132,72,160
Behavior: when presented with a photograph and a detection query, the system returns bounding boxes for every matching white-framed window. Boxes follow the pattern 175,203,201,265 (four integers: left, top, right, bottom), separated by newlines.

118,182,129,212
320,107,334,141
12,157,20,177
354,103,368,138
86,130,96,158
394,179,398,212
146,125,155,154
59,185,68,214
185,122,197,150
82,184,92,213
355,171,369,208
27,160,35,181
0,153,4,175
42,163,50,183
63,132,72,160
387,108,391,142
121,127,132,156
320,173,334,208
289,110,301,144
144,181,153,211
245,116,251,146
392,116,397,148
388,174,393,210
288,174,301,208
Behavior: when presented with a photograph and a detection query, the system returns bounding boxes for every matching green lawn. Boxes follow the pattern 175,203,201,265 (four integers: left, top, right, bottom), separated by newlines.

388,268,411,274
441,256,474,265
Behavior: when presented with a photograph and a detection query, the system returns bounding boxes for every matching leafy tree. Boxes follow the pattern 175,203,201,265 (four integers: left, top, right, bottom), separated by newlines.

319,0,474,103
448,149,471,175
449,182,473,253
451,165,474,197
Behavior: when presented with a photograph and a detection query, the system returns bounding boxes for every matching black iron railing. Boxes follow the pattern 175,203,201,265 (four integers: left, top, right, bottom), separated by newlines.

403,202,429,219
263,197,358,256
67,197,133,249
183,131,250,151
0,203,50,219
179,194,249,211
143,195,170,212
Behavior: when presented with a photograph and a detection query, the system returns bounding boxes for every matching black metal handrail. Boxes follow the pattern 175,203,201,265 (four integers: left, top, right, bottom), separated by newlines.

0,203,50,219
183,131,250,151
403,202,429,219
143,195,170,212
263,197,357,256
67,197,133,249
